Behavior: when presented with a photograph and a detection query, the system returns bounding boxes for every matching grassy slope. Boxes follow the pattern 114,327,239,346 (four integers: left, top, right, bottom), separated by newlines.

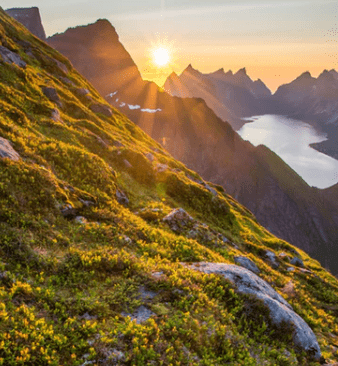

0,8,338,366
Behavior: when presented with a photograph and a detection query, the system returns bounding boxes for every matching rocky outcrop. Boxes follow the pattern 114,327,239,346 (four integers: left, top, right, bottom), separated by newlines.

0,137,20,161
234,256,260,274
163,208,194,232
89,103,113,117
0,46,26,68
187,262,321,360
5,7,46,41
41,87,62,107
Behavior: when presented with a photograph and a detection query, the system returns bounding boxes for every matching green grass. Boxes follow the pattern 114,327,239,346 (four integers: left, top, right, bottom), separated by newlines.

0,7,338,365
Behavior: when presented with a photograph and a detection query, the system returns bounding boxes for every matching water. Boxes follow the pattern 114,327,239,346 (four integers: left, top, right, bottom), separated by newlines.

238,114,338,189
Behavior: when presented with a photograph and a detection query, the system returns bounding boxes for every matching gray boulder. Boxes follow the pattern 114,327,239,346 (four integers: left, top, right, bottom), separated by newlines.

234,256,260,274
290,257,304,268
0,137,20,161
0,46,26,68
163,208,194,232
187,262,321,360
116,189,129,206
42,87,62,107
121,306,155,324
264,250,279,269
90,103,112,117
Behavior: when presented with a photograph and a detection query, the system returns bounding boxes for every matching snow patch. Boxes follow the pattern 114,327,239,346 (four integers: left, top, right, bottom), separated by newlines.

106,91,118,98
141,108,162,113
128,104,141,110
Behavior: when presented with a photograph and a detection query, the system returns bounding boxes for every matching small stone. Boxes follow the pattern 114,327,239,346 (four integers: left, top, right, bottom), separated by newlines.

51,109,61,122
145,152,155,162
151,271,164,279
90,103,113,117
0,137,20,161
75,216,87,225
116,189,129,206
163,208,194,232
121,305,155,324
279,252,291,262
79,198,95,207
54,59,68,74
0,46,26,68
75,88,90,97
234,256,260,274
290,257,304,268
203,183,218,196
264,250,279,269
156,163,168,173
42,87,62,107
60,203,77,218
123,159,132,169
287,267,295,272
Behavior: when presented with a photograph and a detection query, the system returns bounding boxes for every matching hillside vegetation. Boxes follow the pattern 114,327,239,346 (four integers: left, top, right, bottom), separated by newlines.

1,8,338,366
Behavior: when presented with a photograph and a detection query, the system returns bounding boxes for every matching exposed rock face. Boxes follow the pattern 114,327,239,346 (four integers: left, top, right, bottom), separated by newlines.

0,137,20,161
42,87,62,107
5,7,46,41
188,262,321,360
0,46,26,68
89,103,113,117
163,208,194,232
234,256,260,274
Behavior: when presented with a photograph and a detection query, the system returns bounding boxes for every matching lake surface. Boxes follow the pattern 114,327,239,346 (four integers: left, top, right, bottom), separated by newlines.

238,114,338,189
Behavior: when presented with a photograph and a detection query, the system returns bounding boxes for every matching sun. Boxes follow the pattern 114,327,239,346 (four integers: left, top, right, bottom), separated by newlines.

153,47,170,67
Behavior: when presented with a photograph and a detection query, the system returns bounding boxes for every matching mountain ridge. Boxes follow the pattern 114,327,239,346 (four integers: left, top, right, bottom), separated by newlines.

1,7,338,364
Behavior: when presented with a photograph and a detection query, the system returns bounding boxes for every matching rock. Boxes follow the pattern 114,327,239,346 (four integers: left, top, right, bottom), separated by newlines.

264,250,279,269
5,7,46,40
123,159,132,169
145,152,155,162
0,45,26,68
60,203,77,218
151,271,164,279
156,163,168,173
80,312,97,321
0,137,20,161
59,76,73,85
116,189,129,206
163,208,194,232
290,257,304,268
279,252,291,262
75,88,90,97
187,262,321,360
90,103,113,117
281,281,297,298
202,183,218,196
51,109,61,122
79,198,95,207
234,256,260,274
54,59,68,74
75,216,87,225
287,267,295,272
42,87,62,107
138,286,157,300
121,305,155,324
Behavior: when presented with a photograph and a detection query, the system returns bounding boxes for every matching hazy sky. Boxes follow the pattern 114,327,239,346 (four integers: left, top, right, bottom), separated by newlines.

2,0,338,91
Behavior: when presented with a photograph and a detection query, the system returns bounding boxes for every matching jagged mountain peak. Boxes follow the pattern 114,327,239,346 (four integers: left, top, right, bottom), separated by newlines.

236,67,247,75
5,6,46,40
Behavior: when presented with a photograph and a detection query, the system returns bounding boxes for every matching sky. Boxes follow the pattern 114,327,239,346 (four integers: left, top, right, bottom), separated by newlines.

2,0,338,91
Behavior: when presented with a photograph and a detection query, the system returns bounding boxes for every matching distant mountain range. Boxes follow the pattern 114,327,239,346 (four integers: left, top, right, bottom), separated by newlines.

7,8,338,275
164,65,271,130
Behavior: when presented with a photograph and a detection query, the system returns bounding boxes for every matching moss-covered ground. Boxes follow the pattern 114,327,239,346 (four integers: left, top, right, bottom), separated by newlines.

0,8,338,365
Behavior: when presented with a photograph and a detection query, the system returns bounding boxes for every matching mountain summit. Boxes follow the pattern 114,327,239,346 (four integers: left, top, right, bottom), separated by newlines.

5,7,46,40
